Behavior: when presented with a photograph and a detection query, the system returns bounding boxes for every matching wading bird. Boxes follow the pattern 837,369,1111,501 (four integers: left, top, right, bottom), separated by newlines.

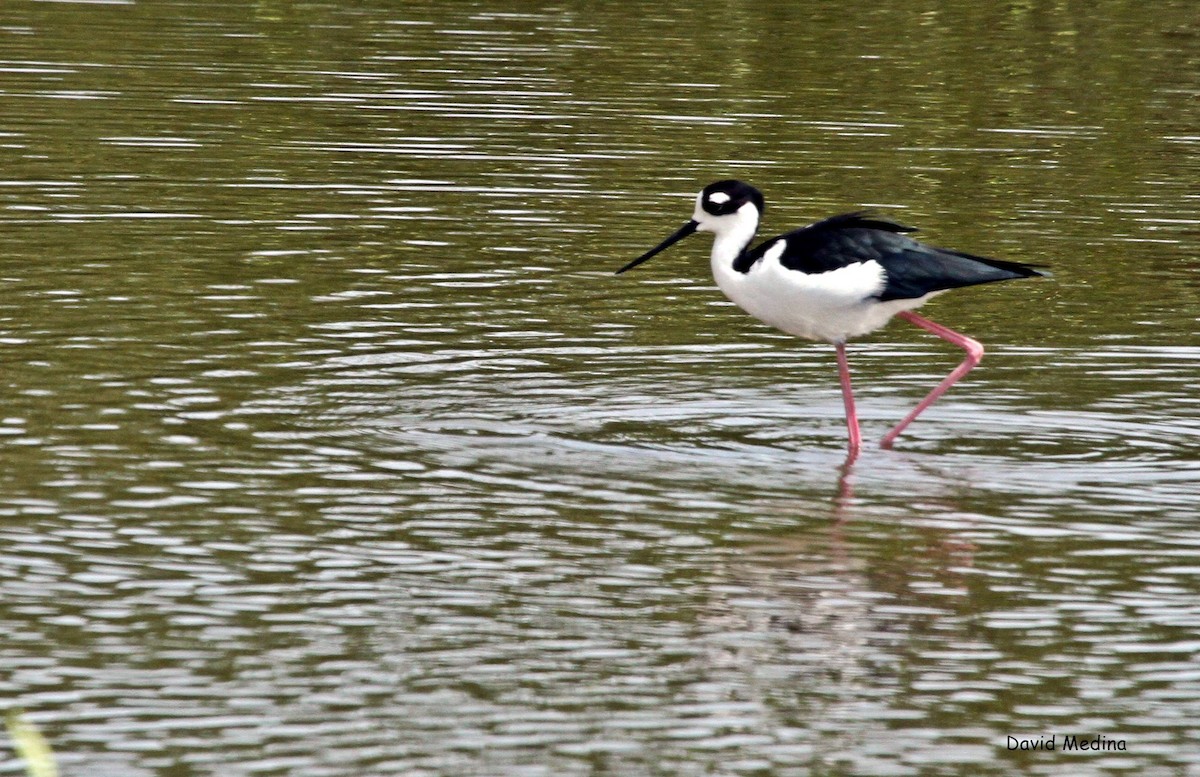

616,180,1044,460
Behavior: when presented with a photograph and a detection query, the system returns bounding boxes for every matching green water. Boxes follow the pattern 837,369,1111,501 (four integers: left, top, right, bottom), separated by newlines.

1,1,1198,775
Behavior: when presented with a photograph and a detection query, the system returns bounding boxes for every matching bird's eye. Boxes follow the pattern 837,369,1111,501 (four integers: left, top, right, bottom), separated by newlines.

702,190,737,215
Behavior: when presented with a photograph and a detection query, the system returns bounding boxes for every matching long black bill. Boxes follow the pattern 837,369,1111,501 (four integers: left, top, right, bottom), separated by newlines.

615,220,698,274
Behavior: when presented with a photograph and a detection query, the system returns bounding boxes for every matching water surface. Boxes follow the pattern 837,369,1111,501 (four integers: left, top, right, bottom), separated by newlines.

1,1,1199,775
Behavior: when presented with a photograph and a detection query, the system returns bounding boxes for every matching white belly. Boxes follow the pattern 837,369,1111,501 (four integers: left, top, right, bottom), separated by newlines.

711,252,930,344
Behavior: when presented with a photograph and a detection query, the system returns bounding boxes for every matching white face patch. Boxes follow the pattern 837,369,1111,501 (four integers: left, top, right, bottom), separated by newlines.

707,191,731,204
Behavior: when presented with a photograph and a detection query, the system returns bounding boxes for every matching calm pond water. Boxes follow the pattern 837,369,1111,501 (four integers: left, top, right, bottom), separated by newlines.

1,1,1199,775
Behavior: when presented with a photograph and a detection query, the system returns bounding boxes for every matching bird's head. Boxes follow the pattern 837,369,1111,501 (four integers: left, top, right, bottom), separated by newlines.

616,180,764,274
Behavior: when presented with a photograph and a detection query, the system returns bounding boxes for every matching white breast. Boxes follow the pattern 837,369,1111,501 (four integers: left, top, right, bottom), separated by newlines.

711,239,929,343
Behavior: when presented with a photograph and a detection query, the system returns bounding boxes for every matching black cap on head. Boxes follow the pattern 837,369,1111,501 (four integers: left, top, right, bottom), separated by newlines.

615,180,765,275
699,180,764,217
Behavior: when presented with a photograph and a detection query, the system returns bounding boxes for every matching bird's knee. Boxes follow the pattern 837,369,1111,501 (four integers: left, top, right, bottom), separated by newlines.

964,338,984,365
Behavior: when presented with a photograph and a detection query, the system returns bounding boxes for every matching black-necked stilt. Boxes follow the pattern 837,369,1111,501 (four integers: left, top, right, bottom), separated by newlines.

616,179,1045,459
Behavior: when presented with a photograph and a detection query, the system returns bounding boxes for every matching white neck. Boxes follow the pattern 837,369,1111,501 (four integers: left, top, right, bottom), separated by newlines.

709,203,760,268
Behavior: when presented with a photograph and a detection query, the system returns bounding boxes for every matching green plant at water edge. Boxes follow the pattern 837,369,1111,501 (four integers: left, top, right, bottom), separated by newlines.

4,709,59,777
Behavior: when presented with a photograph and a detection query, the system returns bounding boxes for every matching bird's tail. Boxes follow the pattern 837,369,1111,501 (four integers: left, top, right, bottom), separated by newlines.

954,250,1050,279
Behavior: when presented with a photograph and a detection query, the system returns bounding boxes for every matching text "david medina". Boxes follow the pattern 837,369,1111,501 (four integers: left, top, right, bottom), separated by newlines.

1008,734,1126,751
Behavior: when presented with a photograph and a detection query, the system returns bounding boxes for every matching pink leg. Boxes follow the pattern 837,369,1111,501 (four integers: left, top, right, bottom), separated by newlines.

835,343,861,461
880,311,984,449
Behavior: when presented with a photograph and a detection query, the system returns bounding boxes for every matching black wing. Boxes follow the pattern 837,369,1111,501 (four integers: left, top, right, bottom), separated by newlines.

748,212,1046,301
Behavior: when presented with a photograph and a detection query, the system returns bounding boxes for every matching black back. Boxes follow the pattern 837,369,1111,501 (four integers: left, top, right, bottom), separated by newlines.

742,213,1045,301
